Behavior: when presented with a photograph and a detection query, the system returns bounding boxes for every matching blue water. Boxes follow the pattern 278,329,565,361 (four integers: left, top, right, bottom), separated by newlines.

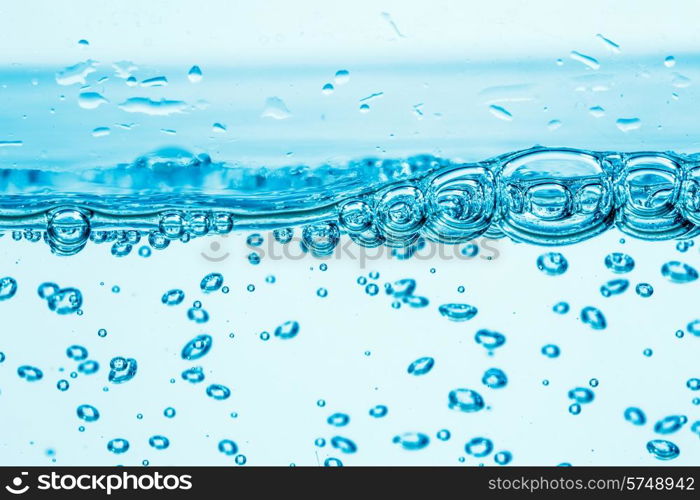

0,53,699,466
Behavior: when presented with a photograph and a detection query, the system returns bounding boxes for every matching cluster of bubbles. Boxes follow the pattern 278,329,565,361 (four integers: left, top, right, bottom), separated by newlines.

4,216,698,466
4,148,696,256
534,248,699,333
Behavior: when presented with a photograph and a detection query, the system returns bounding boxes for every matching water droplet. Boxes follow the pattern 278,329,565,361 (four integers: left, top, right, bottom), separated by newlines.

390,279,416,298
552,301,570,314
188,65,203,83
624,407,646,425
439,303,478,321
537,252,568,276
261,97,291,119
200,273,224,293
643,348,653,357
37,282,59,300
589,106,605,118
118,97,187,116
661,261,698,283
77,92,108,109
107,438,130,454
181,334,213,360
664,56,676,68
140,76,168,87
465,437,493,457
407,356,435,376
330,436,357,454
212,122,226,133
448,389,485,412
182,366,205,383
91,126,110,138
581,306,607,330
482,368,508,388
436,429,451,441
78,360,99,375
547,119,562,131
671,73,692,88
302,222,340,256
568,387,595,404
149,435,170,450
111,241,132,257
0,277,18,300
162,289,185,306
274,320,299,340
616,117,641,132
494,451,513,465
635,283,654,297
600,278,629,297
218,439,238,455
76,404,100,422
17,365,43,382
334,70,350,85
393,432,430,451
365,283,379,296
541,344,561,359
324,457,342,467
66,345,88,361
488,104,513,121
327,413,350,427
164,407,176,418
108,357,138,384
369,405,388,418
688,320,700,336
569,51,600,70
687,378,700,391
461,244,479,258
235,454,247,465
654,415,686,435
247,253,261,265
47,288,83,315
55,60,97,86
604,252,635,273
246,233,263,247
321,83,334,95
569,403,582,415
596,34,621,53
57,379,69,391
206,384,231,400
474,330,506,351
273,228,294,244
187,307,209,323
646,440,680,460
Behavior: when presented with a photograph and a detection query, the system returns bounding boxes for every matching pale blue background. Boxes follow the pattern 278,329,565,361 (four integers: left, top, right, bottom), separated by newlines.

0,1,698,466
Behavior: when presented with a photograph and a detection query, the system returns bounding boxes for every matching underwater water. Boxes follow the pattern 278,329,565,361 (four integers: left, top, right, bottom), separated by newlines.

1,28,700,466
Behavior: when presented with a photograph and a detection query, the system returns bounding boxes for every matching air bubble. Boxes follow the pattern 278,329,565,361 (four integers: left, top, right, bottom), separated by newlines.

439,303,478,321
536,252,568,276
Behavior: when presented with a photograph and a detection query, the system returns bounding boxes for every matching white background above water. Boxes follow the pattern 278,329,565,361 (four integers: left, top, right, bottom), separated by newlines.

1,1,700,168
